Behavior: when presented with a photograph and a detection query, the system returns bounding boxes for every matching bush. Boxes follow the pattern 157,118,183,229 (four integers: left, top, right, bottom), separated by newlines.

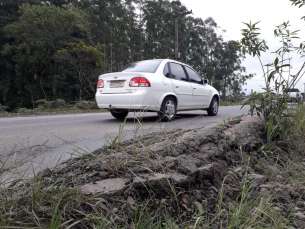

0,103,10,113
73,100,98,110
35,99,68,109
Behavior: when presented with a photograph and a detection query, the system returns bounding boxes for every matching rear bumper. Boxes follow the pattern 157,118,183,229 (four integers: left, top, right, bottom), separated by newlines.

95,90,162,111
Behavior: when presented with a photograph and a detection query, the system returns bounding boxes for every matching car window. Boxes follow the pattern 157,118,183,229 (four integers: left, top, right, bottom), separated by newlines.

163,63,170,78
286,88,299,92
185,66,202,84
120,60,162,73
170,63,188,81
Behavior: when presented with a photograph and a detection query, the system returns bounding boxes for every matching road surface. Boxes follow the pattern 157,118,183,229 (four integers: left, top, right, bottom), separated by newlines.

0,105,249,181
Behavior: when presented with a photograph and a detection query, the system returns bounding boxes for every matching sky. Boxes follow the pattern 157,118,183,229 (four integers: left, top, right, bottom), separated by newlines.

179,0,305,94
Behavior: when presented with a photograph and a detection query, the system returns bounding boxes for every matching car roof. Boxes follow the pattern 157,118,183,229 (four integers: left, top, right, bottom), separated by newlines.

146,58,194,69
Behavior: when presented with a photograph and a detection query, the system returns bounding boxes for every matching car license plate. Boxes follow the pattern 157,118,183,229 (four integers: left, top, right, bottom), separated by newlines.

109,80,125,88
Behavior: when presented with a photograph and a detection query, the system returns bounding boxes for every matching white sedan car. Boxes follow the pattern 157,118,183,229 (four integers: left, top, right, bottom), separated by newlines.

95,59,219,121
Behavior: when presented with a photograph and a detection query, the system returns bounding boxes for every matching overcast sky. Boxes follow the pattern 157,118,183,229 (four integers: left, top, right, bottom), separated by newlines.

179,0,305,93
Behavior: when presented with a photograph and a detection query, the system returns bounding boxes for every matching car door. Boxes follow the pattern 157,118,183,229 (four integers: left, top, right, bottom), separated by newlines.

169,62,193,109
184,66,209,107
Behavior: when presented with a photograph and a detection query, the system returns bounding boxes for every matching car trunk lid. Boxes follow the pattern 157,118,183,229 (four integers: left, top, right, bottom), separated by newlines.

97,72,142,94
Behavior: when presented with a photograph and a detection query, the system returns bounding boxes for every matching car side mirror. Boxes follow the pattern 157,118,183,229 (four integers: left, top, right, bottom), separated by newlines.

203,79,209,84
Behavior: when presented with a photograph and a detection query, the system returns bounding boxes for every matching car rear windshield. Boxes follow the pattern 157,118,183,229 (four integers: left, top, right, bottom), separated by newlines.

120,60,162,73
286,88,299,92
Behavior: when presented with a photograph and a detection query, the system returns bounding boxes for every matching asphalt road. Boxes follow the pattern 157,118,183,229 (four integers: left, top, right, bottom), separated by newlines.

0,105,249,181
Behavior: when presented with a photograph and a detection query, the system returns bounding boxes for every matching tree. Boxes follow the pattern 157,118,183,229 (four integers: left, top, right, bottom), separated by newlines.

3,4,90,106
54,42,105,100
230,80,242,99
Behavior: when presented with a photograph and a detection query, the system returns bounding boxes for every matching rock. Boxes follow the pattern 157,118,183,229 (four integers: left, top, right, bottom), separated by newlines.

192,201,204,214
181,203,188,210
112,208,119,213
294,207,302,212
210,186,218,193
293,220,305,228
297,201,305,208
260,188,267,194
36,168,52,178
132,173,189,189
276,174,283,180
273,207,280,211
228,171,238,179
99,171,110,179
259,184,272,188
155,200,160,206
80,178,128,195
182,194,190,200
237,172,243,179
248,173,264,180
201,199,208,205
127,196,135,206
290,191,300,199
182,197,189,205
251,151,257,156
129,222,135,229
121,203,127,209
161,198,167,205
292,212,305,220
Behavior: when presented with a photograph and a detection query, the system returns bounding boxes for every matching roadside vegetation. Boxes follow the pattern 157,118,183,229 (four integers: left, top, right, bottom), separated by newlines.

0,99,107,117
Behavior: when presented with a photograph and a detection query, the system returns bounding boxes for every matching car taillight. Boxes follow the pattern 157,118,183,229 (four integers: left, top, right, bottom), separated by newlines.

97,79,104,88
297,93,299,97
129,77,151,87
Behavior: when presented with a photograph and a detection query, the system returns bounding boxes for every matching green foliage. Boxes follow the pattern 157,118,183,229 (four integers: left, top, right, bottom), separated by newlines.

239,17,304,143
54,42,105,100
1,3,91,107
0,103,10,113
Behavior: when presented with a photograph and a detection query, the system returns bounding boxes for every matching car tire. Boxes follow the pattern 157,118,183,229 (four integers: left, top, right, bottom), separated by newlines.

158,97,176,122
110,110,129,120
207,97,218,116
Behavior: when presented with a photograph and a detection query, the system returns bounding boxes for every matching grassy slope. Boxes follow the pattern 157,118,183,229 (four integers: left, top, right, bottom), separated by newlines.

1,106,305,228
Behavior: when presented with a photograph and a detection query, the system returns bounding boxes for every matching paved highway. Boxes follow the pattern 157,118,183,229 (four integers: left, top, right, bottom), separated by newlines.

0,105,249,181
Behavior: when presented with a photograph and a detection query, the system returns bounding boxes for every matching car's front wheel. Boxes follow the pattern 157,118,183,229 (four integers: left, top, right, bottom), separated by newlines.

158,97,176,122
110,110,129,120
207,97,218,116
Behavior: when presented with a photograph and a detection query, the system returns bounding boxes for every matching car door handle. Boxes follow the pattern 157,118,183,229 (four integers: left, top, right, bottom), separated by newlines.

193,87,197,89
175,85,179,88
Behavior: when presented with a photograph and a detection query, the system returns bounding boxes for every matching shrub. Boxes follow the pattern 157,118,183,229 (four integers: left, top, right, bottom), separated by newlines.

35,99,68,109
73,100,98,110
0,103,9,113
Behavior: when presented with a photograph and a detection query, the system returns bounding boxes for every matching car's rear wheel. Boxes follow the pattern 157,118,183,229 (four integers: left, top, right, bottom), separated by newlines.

158,97,176,122
110,110,129,120
207,97,218,116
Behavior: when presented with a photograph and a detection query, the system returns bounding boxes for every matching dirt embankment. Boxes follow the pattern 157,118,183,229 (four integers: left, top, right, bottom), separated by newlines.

6,115,305,228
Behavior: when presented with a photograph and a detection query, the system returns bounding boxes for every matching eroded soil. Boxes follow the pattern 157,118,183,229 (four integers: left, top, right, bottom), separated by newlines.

5,115,305,228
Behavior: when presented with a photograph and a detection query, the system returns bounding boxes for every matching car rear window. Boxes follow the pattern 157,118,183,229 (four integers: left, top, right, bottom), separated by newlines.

286,88,299,92
120,60,162,73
